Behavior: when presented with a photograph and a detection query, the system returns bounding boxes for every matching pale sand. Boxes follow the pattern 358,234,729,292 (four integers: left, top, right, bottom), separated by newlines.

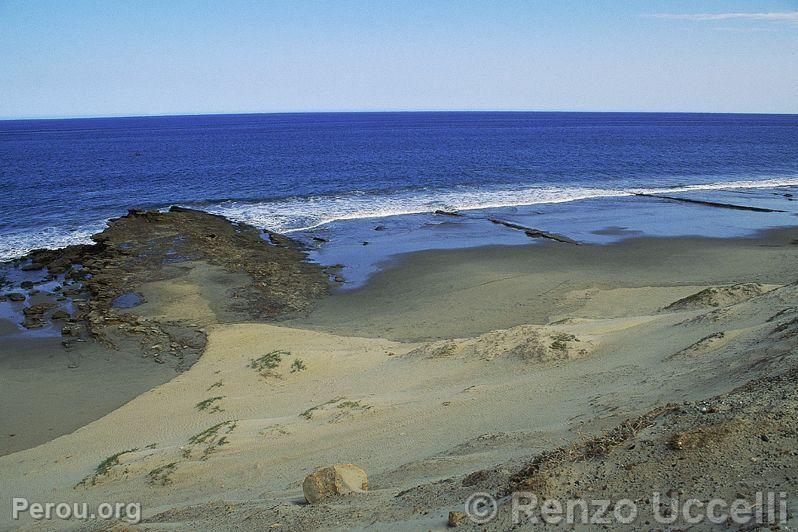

1,228,798,529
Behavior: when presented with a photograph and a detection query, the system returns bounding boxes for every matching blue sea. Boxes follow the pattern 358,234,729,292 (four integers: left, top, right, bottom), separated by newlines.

2,112,798,283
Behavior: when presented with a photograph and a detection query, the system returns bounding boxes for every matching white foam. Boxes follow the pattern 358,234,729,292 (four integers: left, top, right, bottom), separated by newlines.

631,177,798,195
2,176,797,261
207,177,798,234
205,186,624,233
0,224,106,262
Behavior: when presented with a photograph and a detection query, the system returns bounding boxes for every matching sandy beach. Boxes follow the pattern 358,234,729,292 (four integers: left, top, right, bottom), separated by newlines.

1,211,796,529
3,2,798,528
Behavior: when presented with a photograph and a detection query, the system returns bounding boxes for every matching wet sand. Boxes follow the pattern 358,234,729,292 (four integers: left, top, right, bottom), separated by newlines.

290,226,798,341
2,224,797,529
0,336,177,455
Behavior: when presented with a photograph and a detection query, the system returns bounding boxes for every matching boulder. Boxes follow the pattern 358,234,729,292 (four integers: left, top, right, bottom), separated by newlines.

302,464,368,504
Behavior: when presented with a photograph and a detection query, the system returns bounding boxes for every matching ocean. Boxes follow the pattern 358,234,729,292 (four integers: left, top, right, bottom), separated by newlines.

2,112,798,280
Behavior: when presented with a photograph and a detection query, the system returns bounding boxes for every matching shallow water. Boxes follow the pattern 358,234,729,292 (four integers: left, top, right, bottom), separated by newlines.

111,292,143,309
2,112,797,260
304,186,798,287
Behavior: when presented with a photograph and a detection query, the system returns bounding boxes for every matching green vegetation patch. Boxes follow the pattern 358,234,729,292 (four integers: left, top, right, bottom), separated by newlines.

249,350,291,372
147,462,177,486
300,397,344,420
188,420,237,445
77,448,138,487
195,396,224,412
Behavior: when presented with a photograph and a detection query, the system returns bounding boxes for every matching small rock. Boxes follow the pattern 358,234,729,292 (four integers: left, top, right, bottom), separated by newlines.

7,292,26,302
448,511,467,527
20,263,43,271
51,310,70,320
20,281,34,289
61,325,81,337
24,303,56,317
302,464,368,504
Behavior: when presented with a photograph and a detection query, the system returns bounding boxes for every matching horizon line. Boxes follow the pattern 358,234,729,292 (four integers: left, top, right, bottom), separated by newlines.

2,108,798,122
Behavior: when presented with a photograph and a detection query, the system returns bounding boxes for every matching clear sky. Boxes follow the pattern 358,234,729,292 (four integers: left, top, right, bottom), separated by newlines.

1,0,796,118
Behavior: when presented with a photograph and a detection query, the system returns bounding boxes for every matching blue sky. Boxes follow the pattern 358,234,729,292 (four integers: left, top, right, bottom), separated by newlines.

0,0,796,118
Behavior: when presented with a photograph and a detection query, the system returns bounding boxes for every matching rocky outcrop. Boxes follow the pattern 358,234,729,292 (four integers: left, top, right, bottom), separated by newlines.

487,218,578,244
9,207,329,368
633,192,785,213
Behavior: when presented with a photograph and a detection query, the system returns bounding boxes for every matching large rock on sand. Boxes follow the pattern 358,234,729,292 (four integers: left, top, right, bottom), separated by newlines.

302,464,368,504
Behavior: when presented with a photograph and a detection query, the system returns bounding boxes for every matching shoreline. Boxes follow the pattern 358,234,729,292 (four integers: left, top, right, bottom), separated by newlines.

3,180,798,265
1,212,797,528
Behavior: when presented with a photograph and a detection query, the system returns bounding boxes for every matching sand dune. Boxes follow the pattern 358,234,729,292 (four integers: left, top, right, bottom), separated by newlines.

2,229,798,530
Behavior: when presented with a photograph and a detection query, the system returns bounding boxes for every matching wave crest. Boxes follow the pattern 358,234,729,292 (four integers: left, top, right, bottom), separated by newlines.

2,176,797,261
207,176,798,233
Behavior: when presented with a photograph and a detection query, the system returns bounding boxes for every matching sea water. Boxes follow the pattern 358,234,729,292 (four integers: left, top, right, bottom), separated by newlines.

2,112,797,283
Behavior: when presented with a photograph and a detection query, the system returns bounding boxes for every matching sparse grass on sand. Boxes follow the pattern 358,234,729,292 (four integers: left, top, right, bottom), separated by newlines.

77,448,139,487
249,350,290,372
